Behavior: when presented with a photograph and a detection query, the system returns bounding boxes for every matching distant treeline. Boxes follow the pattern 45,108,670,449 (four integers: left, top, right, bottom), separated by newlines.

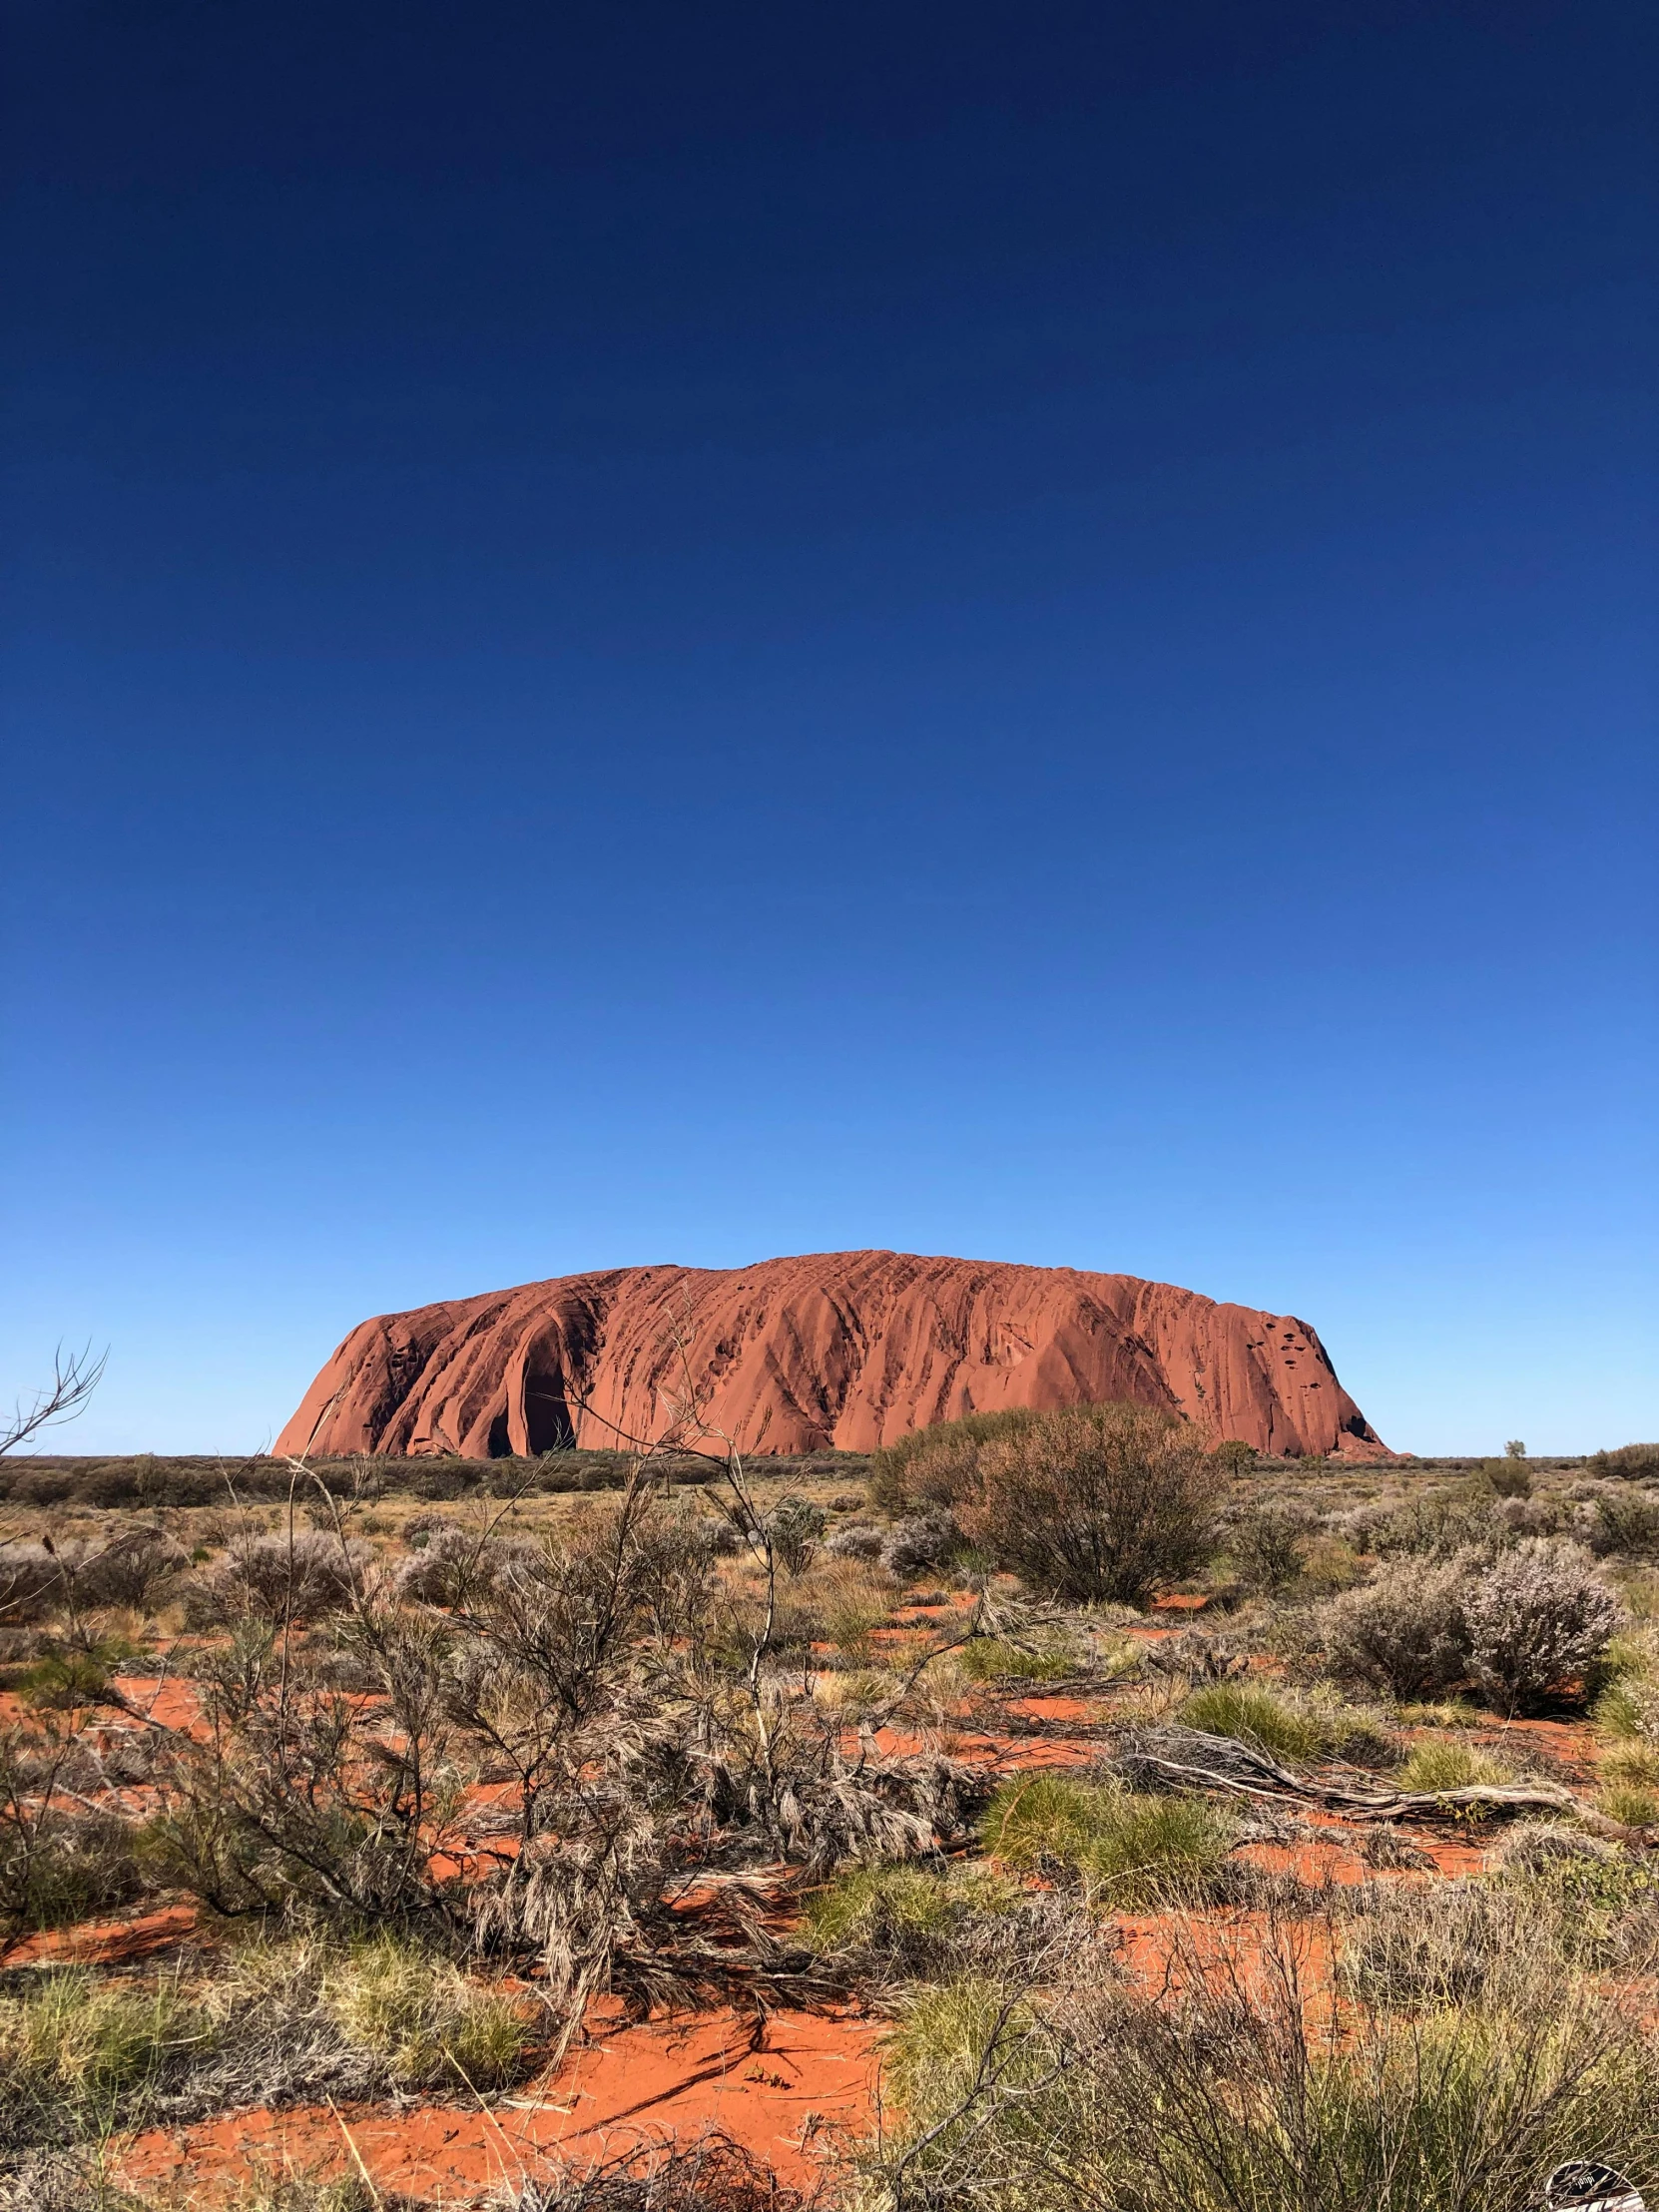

0,1448,868,1509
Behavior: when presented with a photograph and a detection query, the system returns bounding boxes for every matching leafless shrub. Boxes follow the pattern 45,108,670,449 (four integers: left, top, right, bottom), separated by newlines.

202,1529,371,1622
0,1546,67,1626
1320,1553,1474,1697
871,1901,1659,2212
149,1596,466,1924
826,1523,886,1562
71,1529,188,1612
0,1722,147,1931
504,2132,811,2212
1494,1820,1619,1878
1461,1539,1625,1712
1339,1881,1520,2007
1360,1825,1436,1871
394,1523,525,1608
881,1513,961,1579
0,1530,187,1631
0,1345,106,1459
1143,1627,1253,1685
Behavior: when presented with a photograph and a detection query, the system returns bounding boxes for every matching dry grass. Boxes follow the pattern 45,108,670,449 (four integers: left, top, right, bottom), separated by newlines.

867,1897,1659,2212
8,1437,1659,2198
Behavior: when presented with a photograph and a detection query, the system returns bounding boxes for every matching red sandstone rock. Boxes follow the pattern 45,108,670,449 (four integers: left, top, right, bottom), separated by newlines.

276,1251,1389,1463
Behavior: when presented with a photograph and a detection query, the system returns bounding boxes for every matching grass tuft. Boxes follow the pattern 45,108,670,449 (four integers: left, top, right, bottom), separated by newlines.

981,1773,1231,1906
323,1935,532,2090
1394,1738,1512,1793
0,1967,207,2120
960,1637,1076,1684
1174,1682,1324,1762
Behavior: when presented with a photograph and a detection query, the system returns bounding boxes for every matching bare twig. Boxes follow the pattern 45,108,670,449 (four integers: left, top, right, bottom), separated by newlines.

0,1343,107,1457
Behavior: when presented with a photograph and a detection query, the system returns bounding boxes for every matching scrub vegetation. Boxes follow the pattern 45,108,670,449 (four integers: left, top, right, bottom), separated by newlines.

0,1417,1655,2206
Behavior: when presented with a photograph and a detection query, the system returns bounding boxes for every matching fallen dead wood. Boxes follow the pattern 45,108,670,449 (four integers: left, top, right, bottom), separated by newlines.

1115,1727,1642,1836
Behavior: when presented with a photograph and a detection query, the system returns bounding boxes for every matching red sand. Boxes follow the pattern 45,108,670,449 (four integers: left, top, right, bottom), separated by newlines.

1,1902,200,1968
121,2005,879,2204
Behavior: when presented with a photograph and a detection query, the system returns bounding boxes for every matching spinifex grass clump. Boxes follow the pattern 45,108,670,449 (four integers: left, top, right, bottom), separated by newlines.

803,1862,1038,1985
981,1772,1231,1907
959,1636,1076,1684
1393,1737,1513,1793
1174,1682,1325,1763
322,1934,532,2089
869,1899,1659,2212
0,1970,204,2123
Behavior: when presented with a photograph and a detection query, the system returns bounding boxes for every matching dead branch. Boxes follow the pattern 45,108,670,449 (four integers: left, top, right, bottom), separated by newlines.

0,1343,107,1457
1116,1725,1604,1829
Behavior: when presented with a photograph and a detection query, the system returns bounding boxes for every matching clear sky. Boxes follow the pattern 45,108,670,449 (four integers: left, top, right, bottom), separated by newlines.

3,1,1654,1457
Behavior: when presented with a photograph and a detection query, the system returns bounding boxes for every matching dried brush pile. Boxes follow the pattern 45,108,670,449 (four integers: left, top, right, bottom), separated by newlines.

4,1452,986,2073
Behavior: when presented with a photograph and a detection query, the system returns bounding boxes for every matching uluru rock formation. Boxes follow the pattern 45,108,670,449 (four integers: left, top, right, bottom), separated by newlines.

276,1250,1389,1462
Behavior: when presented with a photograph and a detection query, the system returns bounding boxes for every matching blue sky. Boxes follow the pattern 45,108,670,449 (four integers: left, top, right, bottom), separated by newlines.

3,0,1654,1455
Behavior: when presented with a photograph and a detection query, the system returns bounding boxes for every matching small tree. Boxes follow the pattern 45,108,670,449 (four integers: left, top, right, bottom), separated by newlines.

764,1495,826,1577
1214,1439,1259,1479
1504,1440,1527,1460
959,1402,1215,1605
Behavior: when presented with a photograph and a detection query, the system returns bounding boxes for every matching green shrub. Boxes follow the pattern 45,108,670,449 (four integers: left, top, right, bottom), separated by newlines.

961,1403,1216,1605
765,1495,827,1577
870,1411,1044,1513
1586,1443,1659,1483
1483,1458,1533,1499
1227,1507,1308,1590
1175,1682,1324,1763
1591,1491,1659,1559
17,1642,129,1711
981,1773,1231,1906
1370,1487,1504,1560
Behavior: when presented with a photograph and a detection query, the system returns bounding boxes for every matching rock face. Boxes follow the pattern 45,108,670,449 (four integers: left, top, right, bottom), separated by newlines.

276,1250,1389,1462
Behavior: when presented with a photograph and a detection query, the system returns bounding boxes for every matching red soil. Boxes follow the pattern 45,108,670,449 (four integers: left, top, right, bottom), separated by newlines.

120,2005,878,2206
1,1903,200,1968
53,1571,1608,2203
